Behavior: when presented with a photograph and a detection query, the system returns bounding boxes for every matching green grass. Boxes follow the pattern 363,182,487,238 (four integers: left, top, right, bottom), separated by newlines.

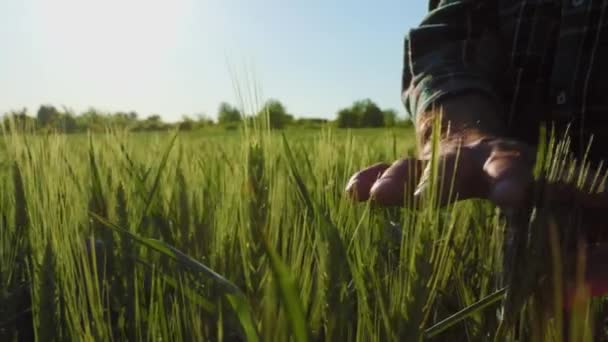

0,123,605,341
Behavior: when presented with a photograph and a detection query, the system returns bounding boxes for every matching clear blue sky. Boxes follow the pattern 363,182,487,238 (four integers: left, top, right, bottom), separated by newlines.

0,0,427,122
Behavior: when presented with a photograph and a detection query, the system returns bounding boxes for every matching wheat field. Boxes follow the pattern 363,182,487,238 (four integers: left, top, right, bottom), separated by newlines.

0,122,604,341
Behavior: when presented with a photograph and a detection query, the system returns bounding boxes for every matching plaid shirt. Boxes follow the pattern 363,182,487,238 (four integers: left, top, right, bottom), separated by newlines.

402,0,608,158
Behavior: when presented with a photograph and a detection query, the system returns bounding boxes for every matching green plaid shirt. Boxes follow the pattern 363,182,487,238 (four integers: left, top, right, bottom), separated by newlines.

402,0,608,158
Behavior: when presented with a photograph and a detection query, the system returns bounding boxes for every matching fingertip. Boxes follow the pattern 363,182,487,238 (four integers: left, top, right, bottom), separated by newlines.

345,179,370,202
344,162,391,202
489,179,528,208
370,177,404,206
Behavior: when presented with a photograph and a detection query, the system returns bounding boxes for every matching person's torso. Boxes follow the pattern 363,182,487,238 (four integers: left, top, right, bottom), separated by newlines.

498,0,608,160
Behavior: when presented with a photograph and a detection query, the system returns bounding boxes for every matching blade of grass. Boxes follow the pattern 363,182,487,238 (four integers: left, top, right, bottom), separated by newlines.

424,287,507,338
90,212,242,295
137,131,179,228
226,294,260,342
261,237,310,342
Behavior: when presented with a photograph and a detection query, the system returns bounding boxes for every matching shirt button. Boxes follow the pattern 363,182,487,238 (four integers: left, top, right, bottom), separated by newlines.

557,90,567,105
572,0,585,7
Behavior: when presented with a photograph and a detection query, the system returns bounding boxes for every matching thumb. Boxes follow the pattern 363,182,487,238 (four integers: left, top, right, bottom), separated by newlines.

485,152,533,208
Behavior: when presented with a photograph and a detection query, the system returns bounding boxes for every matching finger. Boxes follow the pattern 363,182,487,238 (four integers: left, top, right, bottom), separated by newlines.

485,149,534,208
345,162,390,202
369,159,422,206
489,177,532,208
415,150,489,206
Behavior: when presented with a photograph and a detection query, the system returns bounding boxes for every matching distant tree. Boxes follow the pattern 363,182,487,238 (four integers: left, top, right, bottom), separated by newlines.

295,117,329,125
336,108,359,128
77,108,107,131
258,99,291,129
336,99,386,128
143,114,165,131
80,108,103,120
179,115,195,130
382,109,398,127
57,113,78,133
294,117,329,129
217,102,241,124
354,99,384,127
196,113,215,126
396,117,414,128
3,108,35,132
147,115,162,124
37,105,60,128
283,113,295,126
299,118,328,124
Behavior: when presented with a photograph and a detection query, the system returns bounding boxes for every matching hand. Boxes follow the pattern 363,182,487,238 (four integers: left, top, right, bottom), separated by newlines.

345,137,535,208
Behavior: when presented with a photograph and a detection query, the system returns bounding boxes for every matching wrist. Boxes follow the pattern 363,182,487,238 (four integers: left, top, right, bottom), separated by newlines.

419,130,500,160
415,92,506,159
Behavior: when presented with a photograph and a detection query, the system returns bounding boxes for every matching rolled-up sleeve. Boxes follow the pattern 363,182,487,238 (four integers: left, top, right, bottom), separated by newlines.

402,0,505,119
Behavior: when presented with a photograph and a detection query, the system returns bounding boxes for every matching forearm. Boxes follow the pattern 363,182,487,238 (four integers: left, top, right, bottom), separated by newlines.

402,0,504,159
416,93,506,159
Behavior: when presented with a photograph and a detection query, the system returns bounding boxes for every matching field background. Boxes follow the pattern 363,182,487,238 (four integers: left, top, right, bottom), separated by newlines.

0,125,602,341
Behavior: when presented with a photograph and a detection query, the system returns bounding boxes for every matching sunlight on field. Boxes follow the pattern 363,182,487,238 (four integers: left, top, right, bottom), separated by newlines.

0,125,603,341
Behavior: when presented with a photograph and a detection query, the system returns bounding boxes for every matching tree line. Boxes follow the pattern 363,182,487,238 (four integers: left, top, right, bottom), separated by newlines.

3,98,411,133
